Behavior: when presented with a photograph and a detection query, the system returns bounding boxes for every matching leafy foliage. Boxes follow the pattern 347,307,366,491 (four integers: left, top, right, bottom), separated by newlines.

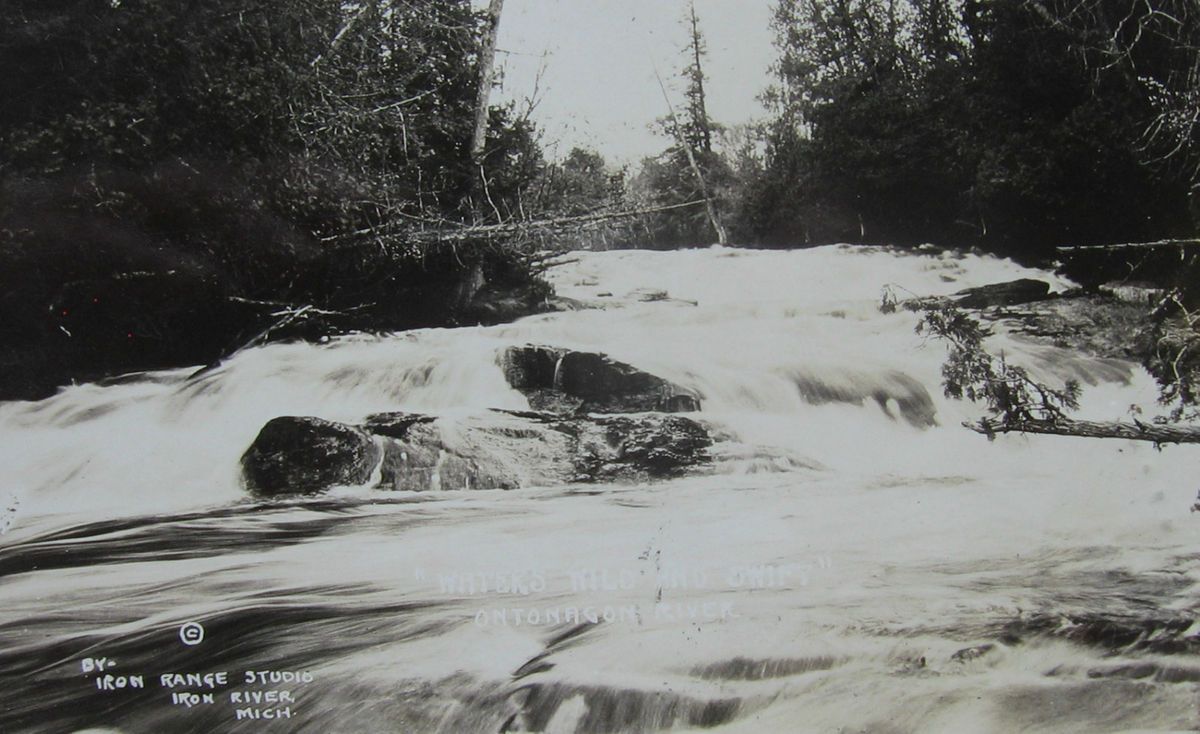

632,147,733,247
1146,291,1200,423
915,303,1082,433
533,148,625,217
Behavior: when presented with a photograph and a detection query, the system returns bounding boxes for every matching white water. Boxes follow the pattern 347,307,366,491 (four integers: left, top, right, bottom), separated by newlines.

0,245,1197,733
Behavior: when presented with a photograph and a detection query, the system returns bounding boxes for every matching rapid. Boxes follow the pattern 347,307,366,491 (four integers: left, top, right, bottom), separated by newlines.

0,244,1196,733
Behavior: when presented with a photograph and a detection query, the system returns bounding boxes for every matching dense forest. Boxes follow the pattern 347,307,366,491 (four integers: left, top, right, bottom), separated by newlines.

0,0,557,398
622,0,1199,258
747,0,1199,253
1,0,1198,400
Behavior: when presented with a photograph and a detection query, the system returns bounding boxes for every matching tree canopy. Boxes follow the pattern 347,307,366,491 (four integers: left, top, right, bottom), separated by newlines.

0,0,550,398
742,0,1198,257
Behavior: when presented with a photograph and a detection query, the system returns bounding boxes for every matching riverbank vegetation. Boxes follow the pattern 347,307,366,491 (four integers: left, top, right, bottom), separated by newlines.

547,2,1199,269
744,1,1198,254
1,0,559,399
2,0,1198,404
910,298,1200,445
641,0,1200,436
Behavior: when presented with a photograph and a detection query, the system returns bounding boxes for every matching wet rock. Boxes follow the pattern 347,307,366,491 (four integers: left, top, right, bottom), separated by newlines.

572,414,712,480
240,411,713,496
784,367,937,428
377,413,573,492
1085,662,1158,680
630,288,669,302
362,411,436,440
982,293,1152,362
950,643,995,663
1000,612,1200,654
377,412,712,489
1100,282,1165,306
241,417,382,497
952,278,1051,308
499,345,701,415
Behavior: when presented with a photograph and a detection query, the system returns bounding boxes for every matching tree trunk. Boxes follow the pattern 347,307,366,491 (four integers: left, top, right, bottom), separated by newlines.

687,2,713,154
471,0,505,167
967,416,1200,445
651,64,727,246
680,142,728,245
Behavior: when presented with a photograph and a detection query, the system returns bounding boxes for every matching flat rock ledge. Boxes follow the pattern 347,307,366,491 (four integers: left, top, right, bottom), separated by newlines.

241,411,713,498
499,344,701,415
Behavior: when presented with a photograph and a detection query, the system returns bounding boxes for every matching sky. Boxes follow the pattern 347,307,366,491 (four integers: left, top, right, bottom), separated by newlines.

487,0,779,163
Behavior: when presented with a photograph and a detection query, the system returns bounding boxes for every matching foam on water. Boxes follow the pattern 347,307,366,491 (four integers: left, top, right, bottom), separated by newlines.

0,244,1136,521
1,244,1196,732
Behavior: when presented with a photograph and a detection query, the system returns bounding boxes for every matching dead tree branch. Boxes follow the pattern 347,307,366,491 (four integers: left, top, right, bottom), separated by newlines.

311,0,376,68
319,198,710,246
650,60,728,245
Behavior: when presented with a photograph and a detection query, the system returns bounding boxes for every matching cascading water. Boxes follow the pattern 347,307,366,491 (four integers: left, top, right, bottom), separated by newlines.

0,245,1196,733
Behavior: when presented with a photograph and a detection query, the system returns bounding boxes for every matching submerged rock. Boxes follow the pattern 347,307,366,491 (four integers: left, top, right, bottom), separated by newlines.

241,417,382,497
949,643,996,663
1000,612,1199,655
503,680,741,734
983,292,1152,362
499,345,701,414
239,411,713,496
691,656,841,681
783,367,937,428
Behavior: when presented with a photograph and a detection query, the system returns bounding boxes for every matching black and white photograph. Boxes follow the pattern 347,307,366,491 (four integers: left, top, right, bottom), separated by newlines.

1,1,1199,731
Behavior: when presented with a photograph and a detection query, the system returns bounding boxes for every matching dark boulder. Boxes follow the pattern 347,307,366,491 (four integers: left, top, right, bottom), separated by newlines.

499,345,702,414
571,414,713,480
239,410,714,496
952,279,1051,308
376,411,713,490
241,416,382,497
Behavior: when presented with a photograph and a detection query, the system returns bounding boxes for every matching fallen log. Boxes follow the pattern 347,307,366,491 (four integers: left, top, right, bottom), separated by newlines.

319,199,709,246
1056,239,1200,252
967,416,1200,445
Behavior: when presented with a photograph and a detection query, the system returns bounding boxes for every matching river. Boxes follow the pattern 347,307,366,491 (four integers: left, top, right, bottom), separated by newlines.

0,244,1196,733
